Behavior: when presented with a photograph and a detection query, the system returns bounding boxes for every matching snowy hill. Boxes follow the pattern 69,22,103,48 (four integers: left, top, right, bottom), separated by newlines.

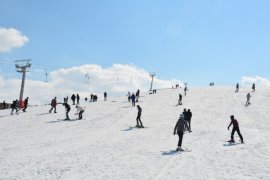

1,87,270,180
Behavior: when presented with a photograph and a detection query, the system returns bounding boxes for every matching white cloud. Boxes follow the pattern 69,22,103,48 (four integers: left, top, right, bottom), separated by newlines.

241,76,270,87
0,27,29,53
0,64,181,105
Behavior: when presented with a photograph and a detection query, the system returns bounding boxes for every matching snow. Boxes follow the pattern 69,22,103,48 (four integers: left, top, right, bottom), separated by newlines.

1,86,270,179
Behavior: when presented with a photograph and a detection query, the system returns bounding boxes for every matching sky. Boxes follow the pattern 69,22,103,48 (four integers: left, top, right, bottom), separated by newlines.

0,0,270,103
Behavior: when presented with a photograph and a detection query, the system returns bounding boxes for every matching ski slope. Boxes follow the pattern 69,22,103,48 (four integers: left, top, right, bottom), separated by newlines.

0,87,270,180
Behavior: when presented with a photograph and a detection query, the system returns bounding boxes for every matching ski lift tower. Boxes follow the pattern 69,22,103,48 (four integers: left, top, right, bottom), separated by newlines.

149,72,156,91
15,59,31,102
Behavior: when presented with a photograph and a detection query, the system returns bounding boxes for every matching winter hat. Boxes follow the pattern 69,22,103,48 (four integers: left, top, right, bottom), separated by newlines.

179,114,184,119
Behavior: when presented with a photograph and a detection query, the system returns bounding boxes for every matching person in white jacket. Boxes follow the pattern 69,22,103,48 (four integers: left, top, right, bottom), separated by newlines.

76,105,85,120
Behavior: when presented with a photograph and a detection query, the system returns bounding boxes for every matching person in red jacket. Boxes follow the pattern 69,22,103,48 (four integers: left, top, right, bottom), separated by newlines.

227,115,244,143
49,97,57,113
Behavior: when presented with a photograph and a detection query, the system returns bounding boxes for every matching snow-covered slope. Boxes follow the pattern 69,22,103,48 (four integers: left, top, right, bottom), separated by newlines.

0,87,270,179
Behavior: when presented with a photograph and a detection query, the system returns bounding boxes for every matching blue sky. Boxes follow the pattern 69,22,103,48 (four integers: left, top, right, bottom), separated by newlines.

1,0,270,86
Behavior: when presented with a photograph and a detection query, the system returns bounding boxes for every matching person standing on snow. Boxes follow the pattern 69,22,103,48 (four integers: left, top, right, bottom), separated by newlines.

184,87,187,96
22,97,29,112
235,83,239,93
246,93,251,106
76,105,84,120
49,97,57,113
104,91,107,101
136,105,144,128
227,115,244,143
131,93,136,106
252,83,255,92
63,103,71,120
186,109,192,132
76,94,80,105
127,92,131,102
178,93,182,105
135,89,140,102
174,114,186,151
71,94,76,105
11,99,19,115
183,109,189,131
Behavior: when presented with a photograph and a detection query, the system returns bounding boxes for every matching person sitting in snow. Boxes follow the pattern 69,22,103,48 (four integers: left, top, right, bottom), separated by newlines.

227,115,244,143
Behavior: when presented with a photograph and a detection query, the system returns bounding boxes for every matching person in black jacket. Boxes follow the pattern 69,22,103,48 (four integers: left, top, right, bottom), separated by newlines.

71,94,76,105
186,109,192,132
135,89,140,102
76,94,80,105
178,93,182,105
174,114,185,151
63,103,71,120
136,105,144,128
11,99,19,115
22,97,29,112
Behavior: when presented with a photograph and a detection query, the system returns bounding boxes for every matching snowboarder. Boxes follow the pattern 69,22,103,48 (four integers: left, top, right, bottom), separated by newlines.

174,114,186,151
186,109,192,132
76,94,80,105
227,115,244,143
49,97,57,113
10,99,19,115
131,93,136,106
136,105,144,128
246,93,251,106
22,97,29,112
63,103,71,120
135,89,140,102
178,93,182,105
104,91,107,101
235,83,239,93
71,94,76,105
76,105,84,120
252,83,255,92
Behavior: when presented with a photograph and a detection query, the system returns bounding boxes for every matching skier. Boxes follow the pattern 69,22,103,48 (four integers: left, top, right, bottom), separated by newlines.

63,103,71,120
235,83,239,93
135,89,140,102
252,83,255,92
136,105,144,128
71,94,76,105
227,115,244,143
10,99,19,115
22,97,29,112
246,93,251,106
186,109,192,132
174,114,185,151
76,94,80,105
49,97,57,113
75,105,84,120
131,93,136,106
178,93,182,105
104,91,107,101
